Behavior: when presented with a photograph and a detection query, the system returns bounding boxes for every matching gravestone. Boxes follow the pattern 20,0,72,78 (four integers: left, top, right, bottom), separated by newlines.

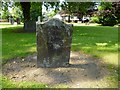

36,18,73,68
16,18,20,24
24,20,36,32
10,16,14,25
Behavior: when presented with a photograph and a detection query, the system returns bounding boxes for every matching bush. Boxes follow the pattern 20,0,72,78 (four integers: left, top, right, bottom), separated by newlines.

97,2,119,26
98,10,118,26
90,17,99,23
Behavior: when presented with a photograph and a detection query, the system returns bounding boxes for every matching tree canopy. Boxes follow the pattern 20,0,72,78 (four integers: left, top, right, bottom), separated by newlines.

97,2,120,26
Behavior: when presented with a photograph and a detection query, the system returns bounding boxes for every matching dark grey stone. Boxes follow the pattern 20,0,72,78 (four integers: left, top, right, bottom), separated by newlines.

24,20,36,32
16,18,20,24
36,19,73,68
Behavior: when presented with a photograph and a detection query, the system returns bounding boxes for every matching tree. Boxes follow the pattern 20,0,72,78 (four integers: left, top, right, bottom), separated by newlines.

20,2,31,22
19,2,60,22
97,2,119,26
112,2,120,23
19,2,60,32
11,5,23,21
61,2,95,22
1,1,11,19
30,2,42,21
30,2,59,21
1,1,23,22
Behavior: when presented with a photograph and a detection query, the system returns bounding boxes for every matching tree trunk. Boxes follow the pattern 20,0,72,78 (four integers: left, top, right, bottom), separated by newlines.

20,2,36,32
20,2,31,22
68,14,71,23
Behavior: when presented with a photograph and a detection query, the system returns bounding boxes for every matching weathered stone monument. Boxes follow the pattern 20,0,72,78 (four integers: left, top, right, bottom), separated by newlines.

36,18,73,67
16,18,20,25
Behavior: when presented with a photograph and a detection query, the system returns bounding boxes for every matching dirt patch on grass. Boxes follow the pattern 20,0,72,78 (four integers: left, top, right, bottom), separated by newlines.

2,51,112,88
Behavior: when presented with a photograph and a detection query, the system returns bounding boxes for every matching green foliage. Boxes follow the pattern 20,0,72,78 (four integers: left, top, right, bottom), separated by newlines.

61,2,94,22
30,2,42,21
61,2,94,15
90,16,99,23
98,2,112,10
97,2,118,26
2,26,36,64
1,10,10,19
46,10,56,18
46,2,60,12
1,1,10,19
113,2,120,23
98,11,117,26
21,2,59,21
1,1,23,21
11,5,23,20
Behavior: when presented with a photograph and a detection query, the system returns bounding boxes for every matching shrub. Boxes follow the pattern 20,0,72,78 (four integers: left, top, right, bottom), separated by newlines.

97,2,119,26
90,16,99,23
98,10,118,26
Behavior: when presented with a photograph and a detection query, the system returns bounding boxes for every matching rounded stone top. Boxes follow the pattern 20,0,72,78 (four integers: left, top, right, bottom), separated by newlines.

36,18,73,32
45,18,65,26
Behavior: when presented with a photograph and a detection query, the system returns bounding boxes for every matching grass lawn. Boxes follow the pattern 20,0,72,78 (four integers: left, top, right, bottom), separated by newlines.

2,76,47,88
72,26,118,66
1,23,118,88
2,26,36,64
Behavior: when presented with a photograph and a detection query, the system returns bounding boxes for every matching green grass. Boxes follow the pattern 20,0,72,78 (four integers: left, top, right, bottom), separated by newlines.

2,76,47,88
0,22,23,28
2,26,36,64
72,26,118,65
72,26,118,59
1,24,118,88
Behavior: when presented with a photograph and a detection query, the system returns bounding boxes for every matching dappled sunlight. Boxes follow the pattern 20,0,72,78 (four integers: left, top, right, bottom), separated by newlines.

96,43,108,46
28,47,36,52
72,43,81,46
96,43,118,52
102,53,118,66
79,33,88,36
66,22,100,26
81,46,92,49
0,22,23,28
97,47,118,52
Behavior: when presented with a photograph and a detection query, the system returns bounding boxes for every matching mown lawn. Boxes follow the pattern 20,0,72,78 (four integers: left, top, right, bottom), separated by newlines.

2,26,36,64
72,26,118,69
1,23,119,88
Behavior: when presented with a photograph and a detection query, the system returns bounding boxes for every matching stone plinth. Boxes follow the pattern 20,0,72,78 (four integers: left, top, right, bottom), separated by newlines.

36,19,73,67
